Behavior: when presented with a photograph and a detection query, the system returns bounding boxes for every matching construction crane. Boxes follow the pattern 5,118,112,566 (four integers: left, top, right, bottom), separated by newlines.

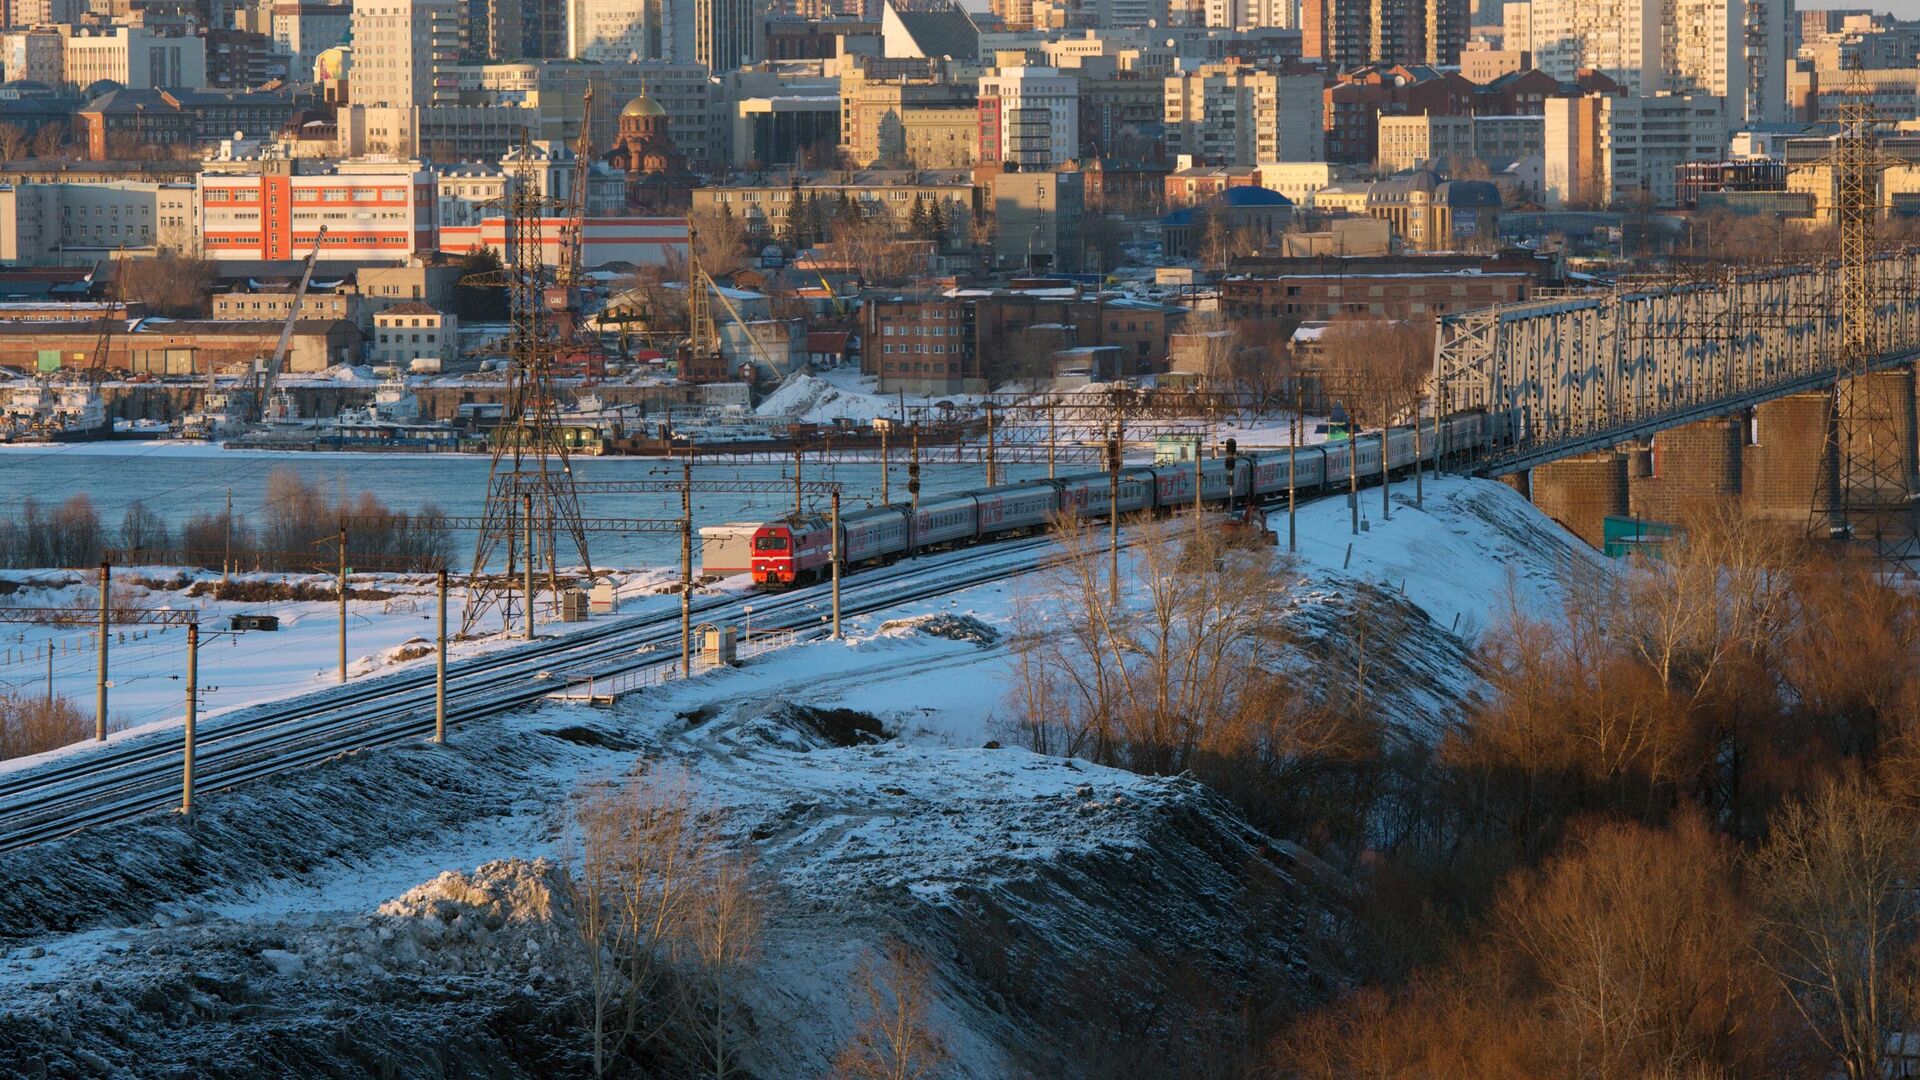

556,86,594,304
85,247,127,385
245,224,328,422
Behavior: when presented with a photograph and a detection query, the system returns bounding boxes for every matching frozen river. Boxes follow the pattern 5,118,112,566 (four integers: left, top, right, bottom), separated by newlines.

0,441,1048,569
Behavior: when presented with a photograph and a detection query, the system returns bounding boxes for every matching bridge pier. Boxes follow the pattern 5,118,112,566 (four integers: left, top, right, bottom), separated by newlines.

1627,416,1743,525
1529,452,1628,548
1518,369,1920,546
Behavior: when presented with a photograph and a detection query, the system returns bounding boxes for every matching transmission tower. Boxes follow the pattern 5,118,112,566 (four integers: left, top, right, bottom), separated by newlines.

1808,61,1920,569
464,132,595,635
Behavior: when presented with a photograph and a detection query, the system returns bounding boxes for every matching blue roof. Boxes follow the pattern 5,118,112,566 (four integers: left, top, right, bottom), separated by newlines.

1216,186,1292,207
1161,208,1196,226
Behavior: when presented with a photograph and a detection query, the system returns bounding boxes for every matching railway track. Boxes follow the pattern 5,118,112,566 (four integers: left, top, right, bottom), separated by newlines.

0,537,1059,852
0,466,1392,854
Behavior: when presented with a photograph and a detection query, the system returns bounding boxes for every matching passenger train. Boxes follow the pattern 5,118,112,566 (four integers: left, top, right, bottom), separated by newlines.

749,412,1489,588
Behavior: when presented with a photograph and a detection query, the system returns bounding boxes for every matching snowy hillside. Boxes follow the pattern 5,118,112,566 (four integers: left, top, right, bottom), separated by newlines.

0,477,1595,1076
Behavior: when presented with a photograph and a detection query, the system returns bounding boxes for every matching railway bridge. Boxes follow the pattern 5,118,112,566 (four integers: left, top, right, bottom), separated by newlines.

1434,252,1920,546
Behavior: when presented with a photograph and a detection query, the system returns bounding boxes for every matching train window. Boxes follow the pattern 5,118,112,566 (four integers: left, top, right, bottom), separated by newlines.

754,536,789,551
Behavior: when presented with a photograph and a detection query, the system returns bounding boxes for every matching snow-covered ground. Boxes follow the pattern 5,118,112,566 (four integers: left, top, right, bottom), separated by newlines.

0,477,1601,1076
0,566,702,765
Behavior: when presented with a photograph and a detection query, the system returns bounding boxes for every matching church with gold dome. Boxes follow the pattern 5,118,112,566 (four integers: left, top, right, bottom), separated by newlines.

602,91,696,213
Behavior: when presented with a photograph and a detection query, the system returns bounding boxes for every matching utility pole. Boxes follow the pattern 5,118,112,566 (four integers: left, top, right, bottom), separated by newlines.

879,423,889,504
1288,408,1298,554
908,423,921,550
337,525,348,682
1347,422,1359,536
1414,414,1424,509
985,402,996,487
1381,423,1391,523
830,490,842,639
522,493,535,641
222,488,232,583
434,567,447,745
1192,439,1204,551
1047,397,1056,480
181,621,197,816
95,561,108,741
793,444,803,517
1107,434,1120,608
681,442,692,678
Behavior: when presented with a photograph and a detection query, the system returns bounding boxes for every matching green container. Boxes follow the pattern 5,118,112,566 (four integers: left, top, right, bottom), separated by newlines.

35,350,61,372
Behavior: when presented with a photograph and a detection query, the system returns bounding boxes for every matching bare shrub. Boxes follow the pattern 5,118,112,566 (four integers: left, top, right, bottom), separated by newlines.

560,767,765,1078
0,691,92,760
1750,780,1920,1080
832,940,951,1080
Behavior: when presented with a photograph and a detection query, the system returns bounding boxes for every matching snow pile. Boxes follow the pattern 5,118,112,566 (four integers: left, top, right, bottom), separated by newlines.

755,372,895,423
873,612,1000,646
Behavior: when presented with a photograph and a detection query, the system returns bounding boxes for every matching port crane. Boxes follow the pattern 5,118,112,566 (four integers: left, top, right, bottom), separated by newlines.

243,224,329,422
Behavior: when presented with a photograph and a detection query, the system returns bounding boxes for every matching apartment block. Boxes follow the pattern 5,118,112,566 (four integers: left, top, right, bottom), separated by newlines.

347,0,463,109
1302,0,1465,68
62,27,207,91
1531,0,1786,125
1543,92,1724,208
978,66,1078,168
1164,62,1323,167
1377,112,1542,171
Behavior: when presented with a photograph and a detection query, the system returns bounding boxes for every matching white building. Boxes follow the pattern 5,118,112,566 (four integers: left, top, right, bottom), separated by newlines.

568,0,668,61
1204,0,1291,30
370,301,455,368
0,30,66,87
1377,112,1544,171
979,66,1078,168
1531,0,1787,126
272,2,353,85
1543,92,1725,208
62,28,207,92
347,0,462,108
1165,62,1322,166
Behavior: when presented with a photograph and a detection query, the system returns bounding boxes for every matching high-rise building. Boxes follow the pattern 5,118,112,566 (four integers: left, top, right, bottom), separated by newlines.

1532,0,1787,125
978,66,1078,168
1204,0,1289,31
1302,0,1464,69
1543,92,1724,208
566,0,667,61
348,0,463,107
1165,61,1323,166
272,3,352,82
693,0,759,71
1500,0,1528,49
468,0,567,60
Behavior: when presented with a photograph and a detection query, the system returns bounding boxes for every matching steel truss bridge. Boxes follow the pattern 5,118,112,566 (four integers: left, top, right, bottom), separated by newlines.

1435,252,1920,475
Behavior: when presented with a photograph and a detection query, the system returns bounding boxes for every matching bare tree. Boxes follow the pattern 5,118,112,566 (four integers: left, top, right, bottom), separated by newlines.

29,120,68,159
0,124,27,163
833,940,952,1080
689,206,751,277
562,767,766,1079
117,253,216,317
1750,780,1920,1080
1008,513,1298,775
563,769,707,1075
676,849,763,1080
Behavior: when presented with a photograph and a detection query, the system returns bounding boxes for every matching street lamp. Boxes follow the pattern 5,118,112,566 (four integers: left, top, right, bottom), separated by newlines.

742,603,753,643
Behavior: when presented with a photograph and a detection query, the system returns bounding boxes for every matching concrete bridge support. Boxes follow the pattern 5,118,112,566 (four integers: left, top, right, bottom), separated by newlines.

1516,363,1920,545
1528,452,1629,548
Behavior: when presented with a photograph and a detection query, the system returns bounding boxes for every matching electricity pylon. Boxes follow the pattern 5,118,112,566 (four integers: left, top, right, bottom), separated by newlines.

1809,60,1920,570
464,133,595,634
